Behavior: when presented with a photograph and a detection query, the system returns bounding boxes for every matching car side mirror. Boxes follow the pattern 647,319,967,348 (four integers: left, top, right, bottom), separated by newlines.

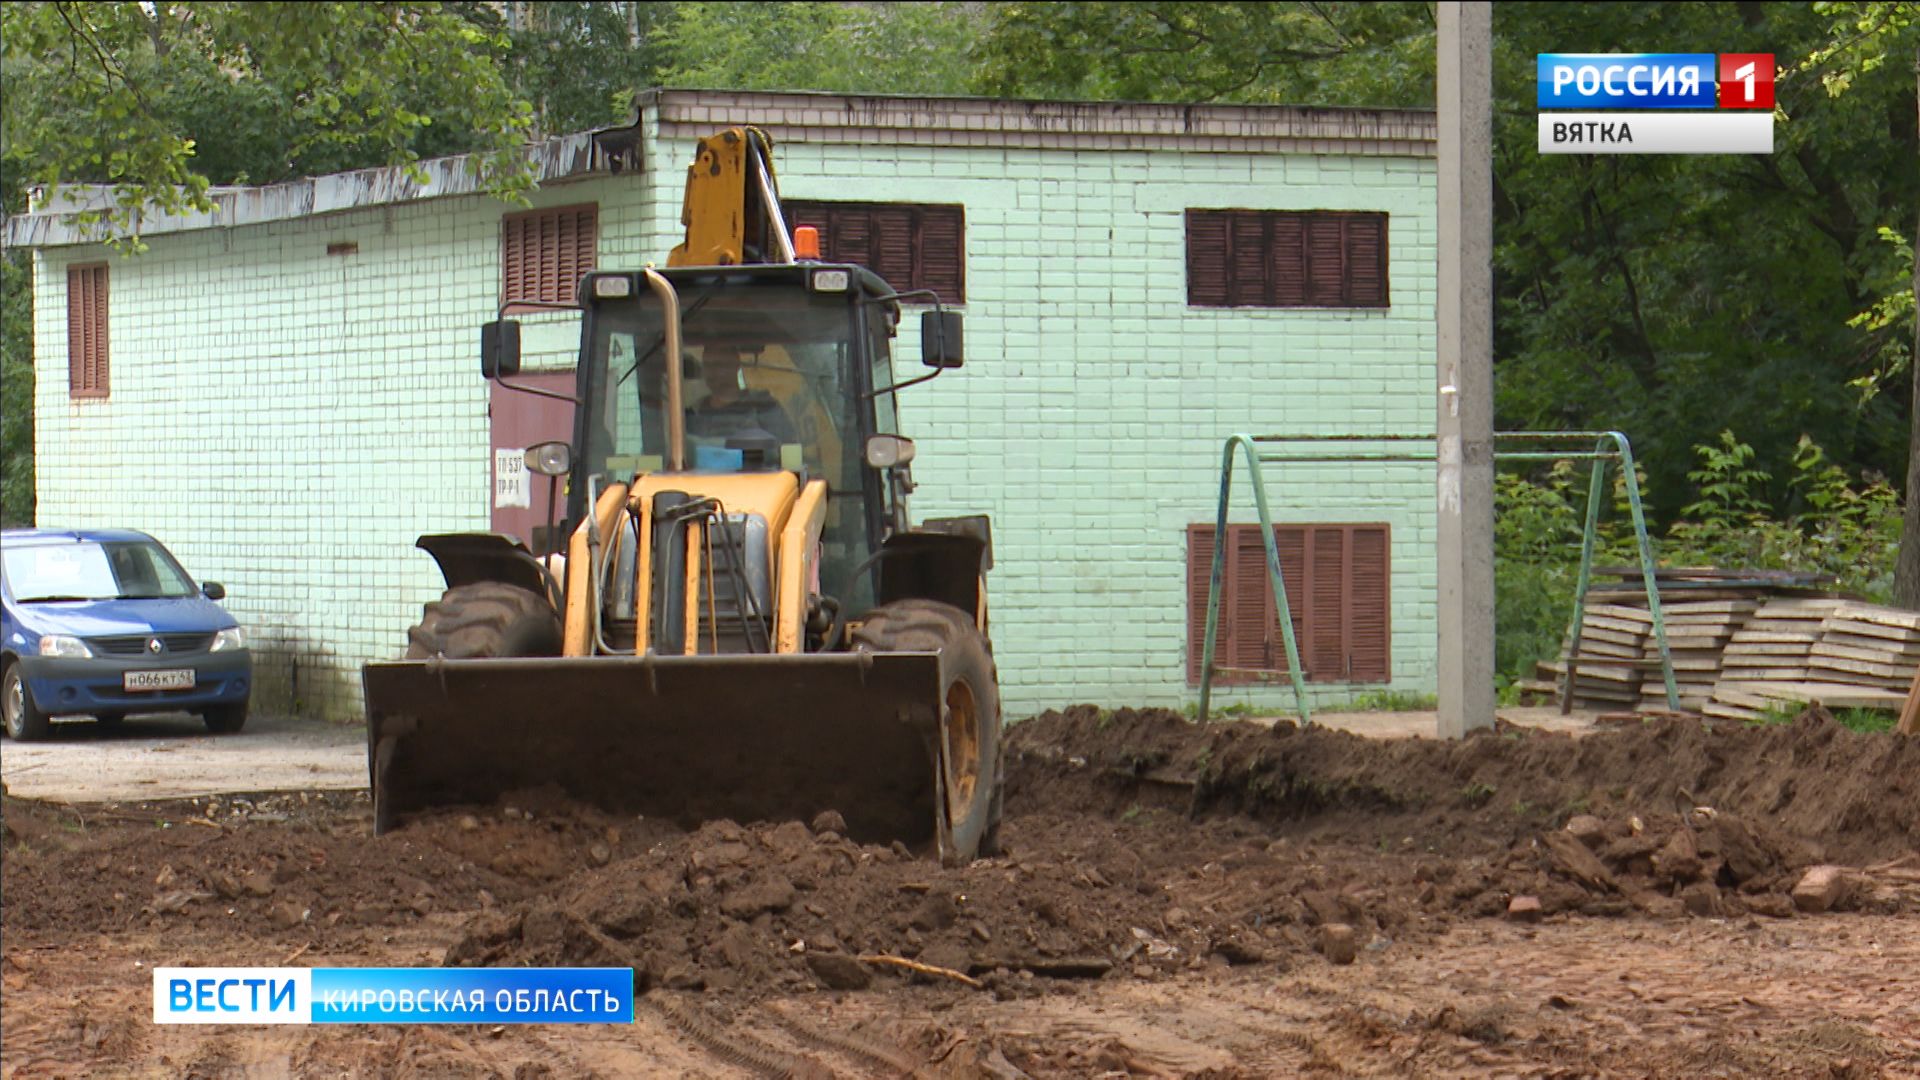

482,320,522,379
920,310,962,369
201,582,226,601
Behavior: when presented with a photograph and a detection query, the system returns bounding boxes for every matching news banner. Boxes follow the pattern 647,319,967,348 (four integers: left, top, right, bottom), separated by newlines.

154,968,634,1024
1537,53,1775,154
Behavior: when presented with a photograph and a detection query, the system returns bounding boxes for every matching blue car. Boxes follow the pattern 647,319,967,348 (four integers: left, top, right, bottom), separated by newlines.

0,528,251,739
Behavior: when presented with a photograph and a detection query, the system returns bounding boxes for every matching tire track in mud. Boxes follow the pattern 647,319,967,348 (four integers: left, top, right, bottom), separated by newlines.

646,994,843,1079
760,1002,923,1077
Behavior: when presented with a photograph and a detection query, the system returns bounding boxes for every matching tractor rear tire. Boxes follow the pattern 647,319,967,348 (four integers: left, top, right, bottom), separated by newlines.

405,583,561,660
851,599,1003,865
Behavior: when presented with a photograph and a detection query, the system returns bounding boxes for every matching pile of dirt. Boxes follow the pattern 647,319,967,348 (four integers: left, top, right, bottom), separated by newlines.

1013,704,1920,865
442,706,1916,996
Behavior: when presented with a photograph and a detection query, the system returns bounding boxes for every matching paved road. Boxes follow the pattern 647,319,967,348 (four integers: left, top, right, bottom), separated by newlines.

0,712,365,803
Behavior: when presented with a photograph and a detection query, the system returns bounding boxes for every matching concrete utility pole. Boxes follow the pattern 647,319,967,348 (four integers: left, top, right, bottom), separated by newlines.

1435,1,1496,738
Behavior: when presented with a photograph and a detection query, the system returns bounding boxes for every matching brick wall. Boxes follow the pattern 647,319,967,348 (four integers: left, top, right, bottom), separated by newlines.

31,101,1436,721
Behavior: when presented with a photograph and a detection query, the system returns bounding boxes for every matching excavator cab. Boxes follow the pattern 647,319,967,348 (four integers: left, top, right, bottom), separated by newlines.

362,128,1001,862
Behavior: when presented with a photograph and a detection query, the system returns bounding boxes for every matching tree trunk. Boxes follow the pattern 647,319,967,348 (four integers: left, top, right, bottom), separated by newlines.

1896,47,1920,610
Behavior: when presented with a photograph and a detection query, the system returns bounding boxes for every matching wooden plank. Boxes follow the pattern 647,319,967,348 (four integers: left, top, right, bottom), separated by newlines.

1831,604,1920,630
1810,643,1920,665
1818,631,1920,654
1574,640,1642,659
1577,626,1647,646
1660,600,1763,614
1806,655,1917,680
1820,620,1920,644
1721,642,1815,656
1711,681,1906,710
1702,701,1761,721
1587,604,1655,622
1899,666,1920,736
1726,630,1823,644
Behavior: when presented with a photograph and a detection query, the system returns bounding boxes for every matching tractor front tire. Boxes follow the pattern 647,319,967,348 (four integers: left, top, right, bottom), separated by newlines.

405,583,561,660
852,599,1004,865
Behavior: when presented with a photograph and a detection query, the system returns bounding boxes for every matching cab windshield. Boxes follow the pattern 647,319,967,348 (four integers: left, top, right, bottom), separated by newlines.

580,276,878,605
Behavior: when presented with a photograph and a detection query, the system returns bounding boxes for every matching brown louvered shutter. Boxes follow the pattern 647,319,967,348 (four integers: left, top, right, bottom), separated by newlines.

1307,527,1348,681
1270,213,1308,307
502,204,597,311
1229,213,1271,307
1187,209,1389,309
1348,525,1391,680
67,263,109,399
1186,524,1219,684
1190,522,1391,685
1270,525,1307,674
1185,211,1229,306
785,201,965,305
1345,214,1388,307
1304,215,1348,307
1230,526,1275,672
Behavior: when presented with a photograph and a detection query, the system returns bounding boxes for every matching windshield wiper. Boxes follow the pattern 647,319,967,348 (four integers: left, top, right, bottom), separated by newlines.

19,595,99,603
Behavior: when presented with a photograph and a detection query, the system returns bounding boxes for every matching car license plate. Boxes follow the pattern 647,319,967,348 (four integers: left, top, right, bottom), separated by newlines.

125,669,195,692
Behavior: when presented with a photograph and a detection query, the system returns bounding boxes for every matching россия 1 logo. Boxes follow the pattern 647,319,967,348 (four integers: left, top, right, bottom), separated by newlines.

1536,53,1774,154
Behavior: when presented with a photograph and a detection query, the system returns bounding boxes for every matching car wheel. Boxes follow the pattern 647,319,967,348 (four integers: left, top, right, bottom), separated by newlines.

2,663,51,741
202,703,248,734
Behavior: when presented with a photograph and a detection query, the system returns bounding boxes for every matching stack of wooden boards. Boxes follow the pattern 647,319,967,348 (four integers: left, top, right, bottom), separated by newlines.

1526,569,1918,717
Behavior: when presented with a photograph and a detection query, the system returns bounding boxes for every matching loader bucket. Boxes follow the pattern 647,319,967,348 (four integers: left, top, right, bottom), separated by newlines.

361,653,944,845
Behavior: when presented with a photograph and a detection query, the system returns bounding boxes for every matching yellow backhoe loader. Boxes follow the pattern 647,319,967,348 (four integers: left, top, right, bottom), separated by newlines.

361,128,1003,863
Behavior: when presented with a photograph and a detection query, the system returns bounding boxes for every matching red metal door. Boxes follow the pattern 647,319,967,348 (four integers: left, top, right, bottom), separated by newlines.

489,374,576,545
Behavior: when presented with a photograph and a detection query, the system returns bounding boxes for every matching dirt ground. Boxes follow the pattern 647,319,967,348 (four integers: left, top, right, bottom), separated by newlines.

4,705,1919,1078
0,713,364,802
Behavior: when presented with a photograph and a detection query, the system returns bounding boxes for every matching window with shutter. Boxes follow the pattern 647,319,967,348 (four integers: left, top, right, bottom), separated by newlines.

67,263,109,399
1185,210,1388,309
784,201,965,305
501,204,598,311
1187,523,1391,685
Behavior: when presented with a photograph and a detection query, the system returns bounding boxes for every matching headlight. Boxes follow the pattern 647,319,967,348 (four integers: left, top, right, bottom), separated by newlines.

38,635,94,658
210,627,245,653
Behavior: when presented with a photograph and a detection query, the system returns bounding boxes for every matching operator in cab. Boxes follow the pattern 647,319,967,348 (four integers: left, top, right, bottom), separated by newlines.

686,345,800,467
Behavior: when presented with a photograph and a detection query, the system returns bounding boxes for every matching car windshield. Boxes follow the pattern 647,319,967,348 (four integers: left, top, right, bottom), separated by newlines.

2,540,198,602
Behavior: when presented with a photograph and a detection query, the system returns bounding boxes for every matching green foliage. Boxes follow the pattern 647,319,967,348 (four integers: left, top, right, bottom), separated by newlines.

1492,3,1919,517
0,1,538,245
1342,689,1439,712
974,2,1434,106
0,249,31,526
657,2,981,96
482,2,674,138
1832,708,1896,733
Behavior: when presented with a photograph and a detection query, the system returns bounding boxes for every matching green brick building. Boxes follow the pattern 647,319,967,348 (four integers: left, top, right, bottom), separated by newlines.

7,89,1439,721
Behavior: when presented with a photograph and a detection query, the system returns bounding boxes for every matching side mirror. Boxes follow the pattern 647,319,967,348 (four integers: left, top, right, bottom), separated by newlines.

482,320,522,379
920,310,963,369
865,434,916,468
201,582,226,601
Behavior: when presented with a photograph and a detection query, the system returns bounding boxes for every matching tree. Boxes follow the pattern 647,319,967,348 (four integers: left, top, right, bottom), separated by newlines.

656,1,981,96
974,1,1434,106
1,2,538,242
